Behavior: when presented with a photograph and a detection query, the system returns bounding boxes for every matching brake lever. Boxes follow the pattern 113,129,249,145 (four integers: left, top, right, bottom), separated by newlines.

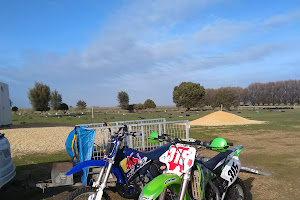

131,132,137,137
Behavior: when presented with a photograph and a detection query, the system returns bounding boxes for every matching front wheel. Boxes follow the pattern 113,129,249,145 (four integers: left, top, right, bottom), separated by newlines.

67,187,111,200
225,178,247,200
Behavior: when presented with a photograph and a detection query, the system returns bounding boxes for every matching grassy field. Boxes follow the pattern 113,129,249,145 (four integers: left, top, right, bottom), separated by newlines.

10,106,207,125
2,107,300,199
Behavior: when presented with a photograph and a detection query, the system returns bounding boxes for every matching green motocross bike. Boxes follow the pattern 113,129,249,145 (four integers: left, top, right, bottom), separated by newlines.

139,132,269,200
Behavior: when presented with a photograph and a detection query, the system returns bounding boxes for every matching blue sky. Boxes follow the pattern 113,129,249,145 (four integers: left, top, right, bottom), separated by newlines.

1,0,300,108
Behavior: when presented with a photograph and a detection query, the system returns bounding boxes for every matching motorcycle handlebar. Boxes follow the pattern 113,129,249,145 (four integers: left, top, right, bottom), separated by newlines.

152,135,234,151
172,138,211,148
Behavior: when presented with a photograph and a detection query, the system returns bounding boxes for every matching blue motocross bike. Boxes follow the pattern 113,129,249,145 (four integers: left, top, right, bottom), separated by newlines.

66,125,172,200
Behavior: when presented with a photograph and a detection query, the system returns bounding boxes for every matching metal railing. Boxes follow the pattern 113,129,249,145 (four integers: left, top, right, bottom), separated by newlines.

76,118,190,160
76,118,166,128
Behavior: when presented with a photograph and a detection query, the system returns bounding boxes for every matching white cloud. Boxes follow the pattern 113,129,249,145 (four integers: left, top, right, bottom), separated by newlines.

78,0,222,71
193,20,251,45
264,9,300,27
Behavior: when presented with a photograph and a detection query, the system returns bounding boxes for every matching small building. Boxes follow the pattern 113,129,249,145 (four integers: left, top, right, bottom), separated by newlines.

0,82,12,126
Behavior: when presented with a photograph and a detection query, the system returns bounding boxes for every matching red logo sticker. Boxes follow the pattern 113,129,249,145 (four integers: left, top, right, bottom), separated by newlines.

126,153,141,170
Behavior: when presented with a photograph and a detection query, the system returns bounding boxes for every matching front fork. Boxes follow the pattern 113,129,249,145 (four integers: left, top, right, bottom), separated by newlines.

94,141,120,200
178,169,191,200
94,160,114,200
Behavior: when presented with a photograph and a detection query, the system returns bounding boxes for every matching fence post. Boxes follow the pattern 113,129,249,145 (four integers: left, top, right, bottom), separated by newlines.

163,120,166,135
186,121,190,139
159,123,162,136
102,128,106,151
141,126,145,151
128,125,133,148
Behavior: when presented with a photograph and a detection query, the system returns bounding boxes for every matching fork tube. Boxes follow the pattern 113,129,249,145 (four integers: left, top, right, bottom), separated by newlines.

100,161,114,189
95,162,113,200
100,141,120,186
158,187,167,200
95,141,120,200
94,166,105,187
94,140,120,187
95,157,115,200
178,171,191,200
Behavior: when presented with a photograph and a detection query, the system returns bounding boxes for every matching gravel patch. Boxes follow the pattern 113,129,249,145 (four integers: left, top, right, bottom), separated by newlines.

1,126,74,157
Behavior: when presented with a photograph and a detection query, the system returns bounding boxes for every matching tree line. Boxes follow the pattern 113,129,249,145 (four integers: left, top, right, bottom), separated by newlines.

22,82,87,113
173,80,300,110
21,80,299,113
246,80,300,105
22,82,156,113
117,91,156,112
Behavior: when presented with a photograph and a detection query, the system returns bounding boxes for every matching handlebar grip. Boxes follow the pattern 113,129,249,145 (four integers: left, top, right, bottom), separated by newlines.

123,125,128,132
158,135,166,140
228,142,234,146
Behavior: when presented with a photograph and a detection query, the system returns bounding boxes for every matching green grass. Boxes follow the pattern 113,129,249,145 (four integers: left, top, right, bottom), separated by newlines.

11,107,300,133
11,107,210,126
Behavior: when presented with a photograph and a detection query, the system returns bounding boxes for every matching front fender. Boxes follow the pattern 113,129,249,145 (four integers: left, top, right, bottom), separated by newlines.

139,174,183,200
66,160,106,175
65,160,124,184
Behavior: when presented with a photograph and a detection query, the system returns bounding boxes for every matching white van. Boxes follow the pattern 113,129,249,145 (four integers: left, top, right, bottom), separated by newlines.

0,133,15,188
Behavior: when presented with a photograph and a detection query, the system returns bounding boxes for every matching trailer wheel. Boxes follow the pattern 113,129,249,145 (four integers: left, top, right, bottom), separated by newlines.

67,187,111,200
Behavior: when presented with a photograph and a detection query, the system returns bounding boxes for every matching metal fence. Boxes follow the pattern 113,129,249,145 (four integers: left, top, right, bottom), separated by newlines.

76,118,190,160
76,118,166,128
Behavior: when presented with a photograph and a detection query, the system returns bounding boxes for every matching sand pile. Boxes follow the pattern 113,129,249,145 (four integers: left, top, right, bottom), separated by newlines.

190,111,265,126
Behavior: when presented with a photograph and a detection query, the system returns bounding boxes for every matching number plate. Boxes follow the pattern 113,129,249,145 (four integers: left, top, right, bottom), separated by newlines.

220,158,241,186
159,144,196,176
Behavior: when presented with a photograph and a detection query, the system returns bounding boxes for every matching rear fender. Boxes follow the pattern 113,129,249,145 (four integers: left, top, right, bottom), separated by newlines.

139,174,187,200
230,145,244,157
65,160,124,184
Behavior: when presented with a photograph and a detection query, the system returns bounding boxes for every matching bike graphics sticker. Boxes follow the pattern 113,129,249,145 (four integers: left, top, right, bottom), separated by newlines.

164,177,177,185
120,152,150,180
126,154,140,170
159,145,196,176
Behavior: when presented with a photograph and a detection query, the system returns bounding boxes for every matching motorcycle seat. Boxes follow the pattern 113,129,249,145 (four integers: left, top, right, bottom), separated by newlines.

200,150,234,172
127,143,172,160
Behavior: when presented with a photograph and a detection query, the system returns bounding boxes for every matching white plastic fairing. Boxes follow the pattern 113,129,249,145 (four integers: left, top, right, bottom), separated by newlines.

159,144,196,176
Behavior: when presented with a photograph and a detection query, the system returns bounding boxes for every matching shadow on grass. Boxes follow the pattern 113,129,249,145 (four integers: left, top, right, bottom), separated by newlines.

0,162,76,200
243,177,255,200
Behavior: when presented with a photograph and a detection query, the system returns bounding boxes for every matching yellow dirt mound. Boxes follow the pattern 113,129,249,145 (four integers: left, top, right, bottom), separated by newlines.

190,111,265,126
